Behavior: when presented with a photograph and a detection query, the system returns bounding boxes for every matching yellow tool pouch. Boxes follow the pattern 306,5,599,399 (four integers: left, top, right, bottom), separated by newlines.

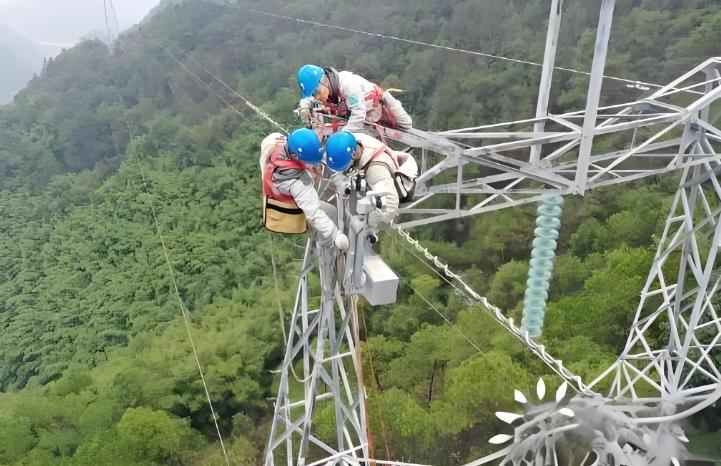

263,196,308,234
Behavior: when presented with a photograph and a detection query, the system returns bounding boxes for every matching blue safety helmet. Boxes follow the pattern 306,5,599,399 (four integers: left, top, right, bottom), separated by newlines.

325,131,356,172
297,64,325,98
287,128,323,164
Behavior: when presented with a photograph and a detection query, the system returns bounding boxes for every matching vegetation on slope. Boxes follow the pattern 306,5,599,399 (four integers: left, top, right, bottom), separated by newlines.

0,0,719,464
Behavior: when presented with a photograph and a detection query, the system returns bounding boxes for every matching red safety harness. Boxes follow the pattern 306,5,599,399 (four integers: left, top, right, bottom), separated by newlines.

262,140,306,204
326,84,398,130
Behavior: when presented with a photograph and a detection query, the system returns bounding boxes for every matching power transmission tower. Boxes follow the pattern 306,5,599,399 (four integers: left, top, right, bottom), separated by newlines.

264,0,721,464
103,0,121,42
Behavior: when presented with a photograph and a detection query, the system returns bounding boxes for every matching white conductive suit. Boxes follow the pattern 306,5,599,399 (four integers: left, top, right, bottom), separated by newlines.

260,133,341,247
302,68,412,133
352,133,401,232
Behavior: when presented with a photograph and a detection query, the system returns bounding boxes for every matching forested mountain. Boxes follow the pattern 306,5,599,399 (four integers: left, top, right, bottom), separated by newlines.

0,1,720,464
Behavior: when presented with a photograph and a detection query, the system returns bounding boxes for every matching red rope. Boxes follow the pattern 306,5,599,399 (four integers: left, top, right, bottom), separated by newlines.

360,306,392,461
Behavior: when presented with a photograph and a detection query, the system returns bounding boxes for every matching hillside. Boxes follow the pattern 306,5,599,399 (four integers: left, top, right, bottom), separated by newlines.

0,1,719,464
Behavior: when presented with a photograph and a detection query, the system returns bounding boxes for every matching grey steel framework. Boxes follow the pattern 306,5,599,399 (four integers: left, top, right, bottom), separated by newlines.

265,241,369,466
588,154,721,407
383,55,721,229
265,0,721,464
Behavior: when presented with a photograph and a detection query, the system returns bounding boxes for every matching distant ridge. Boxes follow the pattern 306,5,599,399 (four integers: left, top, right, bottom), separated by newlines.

0,23,42,104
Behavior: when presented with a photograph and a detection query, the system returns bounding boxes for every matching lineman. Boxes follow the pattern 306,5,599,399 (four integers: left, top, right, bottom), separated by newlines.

296,65,412,133
325,131,410,233
260,128,349,251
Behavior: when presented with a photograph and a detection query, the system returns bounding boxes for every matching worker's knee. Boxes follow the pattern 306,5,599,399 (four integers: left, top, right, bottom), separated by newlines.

382,92,412,129
395,112,412,129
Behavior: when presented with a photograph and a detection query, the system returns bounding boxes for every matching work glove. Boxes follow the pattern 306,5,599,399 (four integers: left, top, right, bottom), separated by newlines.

330,171,349,193
298,98,314,126
298,107,312,126
334,233,349,252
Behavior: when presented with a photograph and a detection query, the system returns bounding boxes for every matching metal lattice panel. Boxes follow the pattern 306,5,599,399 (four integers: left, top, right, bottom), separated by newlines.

264,243,368,466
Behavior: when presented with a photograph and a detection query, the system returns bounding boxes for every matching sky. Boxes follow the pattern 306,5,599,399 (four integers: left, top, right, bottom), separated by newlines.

0,0,162,46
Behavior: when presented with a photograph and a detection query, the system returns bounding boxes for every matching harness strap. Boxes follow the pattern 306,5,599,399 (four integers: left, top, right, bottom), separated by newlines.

360,144,400,174
325,67,347,118
365,85,397,128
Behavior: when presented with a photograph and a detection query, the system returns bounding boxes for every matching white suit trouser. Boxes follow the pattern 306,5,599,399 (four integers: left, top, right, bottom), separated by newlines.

383,91,412,129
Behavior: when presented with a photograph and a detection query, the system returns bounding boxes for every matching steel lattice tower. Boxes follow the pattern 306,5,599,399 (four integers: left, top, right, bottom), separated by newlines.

264,0,721,464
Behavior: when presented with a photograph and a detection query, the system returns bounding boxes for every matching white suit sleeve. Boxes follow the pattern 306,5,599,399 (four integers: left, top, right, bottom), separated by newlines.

340,74,370,133
365,163,399,232
275,171,339,244
344,94,369,133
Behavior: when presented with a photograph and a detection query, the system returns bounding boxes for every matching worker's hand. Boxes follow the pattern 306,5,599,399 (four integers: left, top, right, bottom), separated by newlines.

298,107,312,126
334,233,349,252
306,165,320,181
330,172,348,193
298,98,314,126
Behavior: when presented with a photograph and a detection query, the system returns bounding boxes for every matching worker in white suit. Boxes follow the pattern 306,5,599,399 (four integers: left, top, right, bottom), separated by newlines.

325,131,411,233
296,65,412,133
260,128,349,251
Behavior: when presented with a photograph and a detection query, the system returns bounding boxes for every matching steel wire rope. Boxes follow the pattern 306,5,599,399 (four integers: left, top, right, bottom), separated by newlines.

232,5,704,96
139,26,299,334
340,444,514,466
140,29,253,123
102,3,231,462
268,232,288,343
139,27,337,389
105,0,120,39
103,0,113,40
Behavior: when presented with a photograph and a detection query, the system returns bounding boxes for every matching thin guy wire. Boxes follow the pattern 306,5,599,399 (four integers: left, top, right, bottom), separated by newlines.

139,30,349,380
359,306,393,461
105,4,230,462
342,443,514,466
140,27,320,387
128,127,232,466
238,6,701,95
103,0,111,40
140,28,252,122
142,32,298,351
141,24,300,380
106,0,120,38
